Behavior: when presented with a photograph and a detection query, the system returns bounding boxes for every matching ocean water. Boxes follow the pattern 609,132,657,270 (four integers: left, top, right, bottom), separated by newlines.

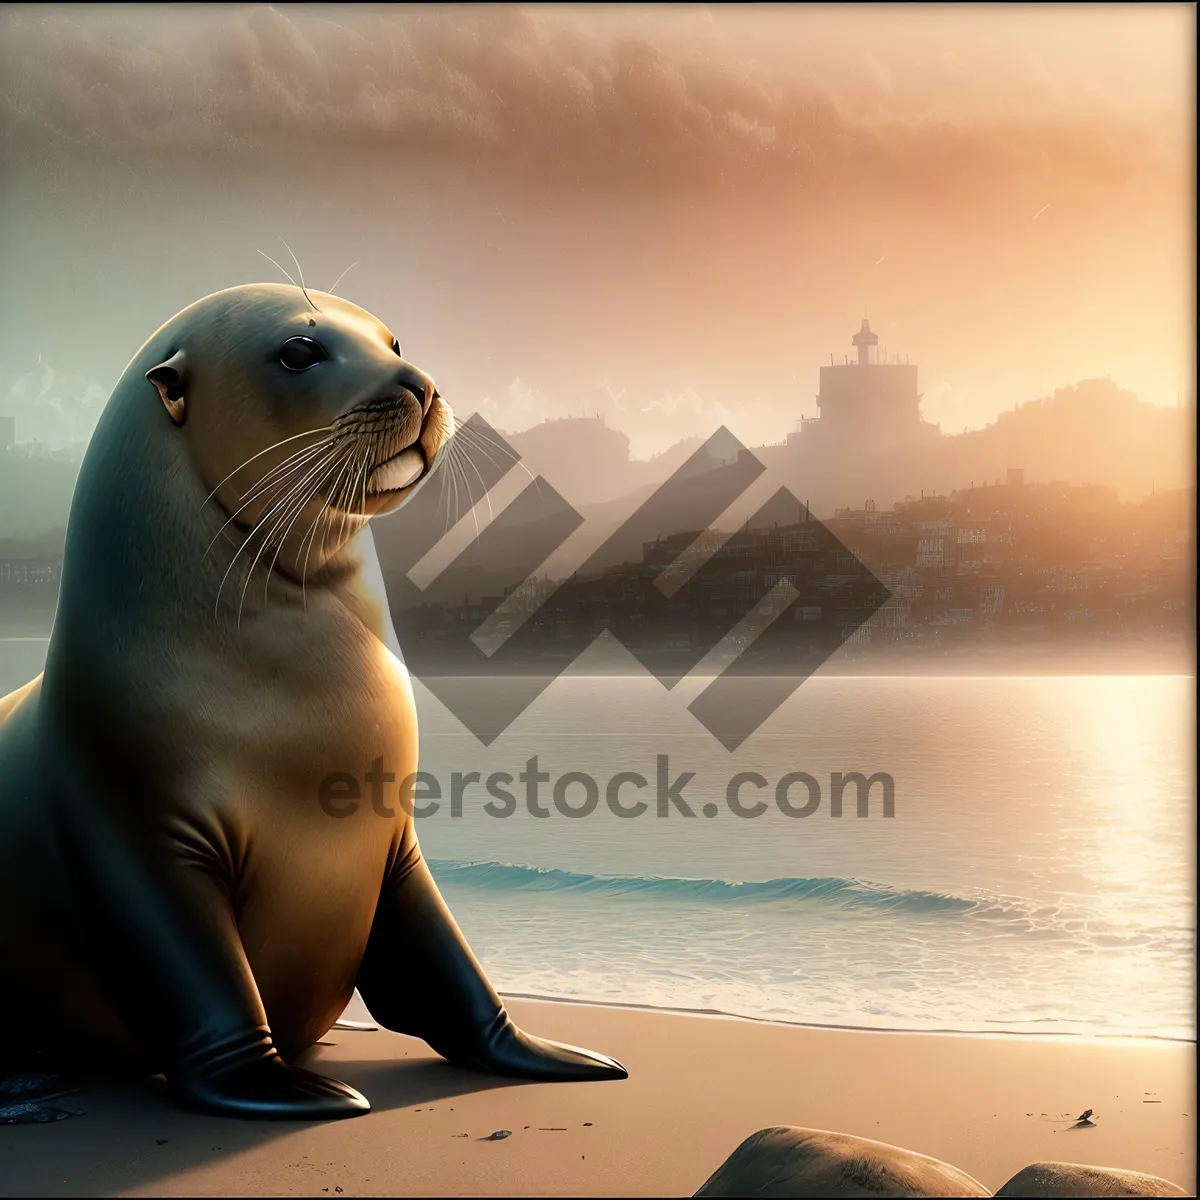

3,638,1194,1041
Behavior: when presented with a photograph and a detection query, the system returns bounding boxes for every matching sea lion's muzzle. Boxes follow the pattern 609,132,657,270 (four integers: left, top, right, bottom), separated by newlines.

394,361,437,416
348,360,445,497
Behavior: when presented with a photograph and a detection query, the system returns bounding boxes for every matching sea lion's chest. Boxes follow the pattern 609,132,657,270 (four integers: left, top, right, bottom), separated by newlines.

173,615,420,1045
126,603,420,914
179,601,419,817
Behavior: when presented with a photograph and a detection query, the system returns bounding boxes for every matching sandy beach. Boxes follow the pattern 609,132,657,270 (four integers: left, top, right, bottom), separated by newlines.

2,997,1193,1197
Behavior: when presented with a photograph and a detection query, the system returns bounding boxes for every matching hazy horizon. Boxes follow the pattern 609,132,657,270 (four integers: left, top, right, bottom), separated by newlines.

1,4,1195,458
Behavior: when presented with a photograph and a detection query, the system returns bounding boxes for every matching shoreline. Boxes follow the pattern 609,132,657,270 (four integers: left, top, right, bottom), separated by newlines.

3,631,1194,679
4,997,1194,1196
498,991,1198,1046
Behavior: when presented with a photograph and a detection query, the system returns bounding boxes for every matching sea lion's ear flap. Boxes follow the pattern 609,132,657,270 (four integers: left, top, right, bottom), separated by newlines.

146,349,188,426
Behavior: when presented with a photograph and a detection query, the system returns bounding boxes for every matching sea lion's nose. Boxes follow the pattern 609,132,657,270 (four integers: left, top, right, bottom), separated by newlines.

395,361,437,415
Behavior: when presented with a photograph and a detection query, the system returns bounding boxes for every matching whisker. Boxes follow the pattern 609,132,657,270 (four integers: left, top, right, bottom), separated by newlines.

300,450,359,607
357,443,370,525
202,439,336,562
451,451,483,548
214,519,260,623
215,442,343,622
255,475,328,611
237,507,296,630
262,449,350,605
448,449,463,541
450,435,496,529
350,453,372,532
327,260,358,296
280,237,321,314
331,452,366,551
455,430,523,482
200,425,333,510
453,418,543,499
334,450,372,554
434,450,454,542
331,439,368,547
208,437,335,524
452,416,524,473
256,248,297,287
236,459,334,630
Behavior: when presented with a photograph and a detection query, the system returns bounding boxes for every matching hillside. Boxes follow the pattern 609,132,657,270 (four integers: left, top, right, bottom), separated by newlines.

501,416,701,507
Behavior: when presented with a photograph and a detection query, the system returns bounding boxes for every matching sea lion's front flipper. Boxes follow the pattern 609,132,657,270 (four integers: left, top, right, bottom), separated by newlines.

56,786,370,1120
356,846,628,1082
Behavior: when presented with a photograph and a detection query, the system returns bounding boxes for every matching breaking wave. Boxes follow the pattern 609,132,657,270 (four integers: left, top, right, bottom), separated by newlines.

431,858,991,916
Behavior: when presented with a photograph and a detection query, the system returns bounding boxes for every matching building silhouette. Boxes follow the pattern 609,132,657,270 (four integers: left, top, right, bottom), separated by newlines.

790,319,940,456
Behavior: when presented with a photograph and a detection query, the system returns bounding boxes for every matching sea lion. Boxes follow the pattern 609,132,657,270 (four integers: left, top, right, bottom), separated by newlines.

0,282,627,1120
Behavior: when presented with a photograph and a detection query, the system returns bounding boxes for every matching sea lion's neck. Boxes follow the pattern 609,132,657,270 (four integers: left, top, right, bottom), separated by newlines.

53,386,370,659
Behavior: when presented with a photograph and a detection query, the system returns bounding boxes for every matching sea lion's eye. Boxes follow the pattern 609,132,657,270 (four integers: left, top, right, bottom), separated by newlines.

279,336,327,372
391,336,402,358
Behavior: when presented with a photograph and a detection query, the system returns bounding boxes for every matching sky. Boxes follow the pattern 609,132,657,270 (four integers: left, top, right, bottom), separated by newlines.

0,3,1194,456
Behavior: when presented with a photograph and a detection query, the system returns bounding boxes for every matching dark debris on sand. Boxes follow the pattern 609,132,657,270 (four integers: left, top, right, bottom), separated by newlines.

0,1074,84,1125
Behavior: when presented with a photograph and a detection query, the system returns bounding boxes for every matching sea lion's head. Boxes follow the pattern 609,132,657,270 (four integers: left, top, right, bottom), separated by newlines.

139,283,454,576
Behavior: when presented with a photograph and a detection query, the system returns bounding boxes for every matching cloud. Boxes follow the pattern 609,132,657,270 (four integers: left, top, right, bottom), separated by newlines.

2,358,108,450
477,377,556,431
0,5,1184,192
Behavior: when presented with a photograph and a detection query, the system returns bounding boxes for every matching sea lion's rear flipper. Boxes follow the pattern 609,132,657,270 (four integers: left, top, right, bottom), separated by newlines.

56,787,370,1120
356,846,628,1082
